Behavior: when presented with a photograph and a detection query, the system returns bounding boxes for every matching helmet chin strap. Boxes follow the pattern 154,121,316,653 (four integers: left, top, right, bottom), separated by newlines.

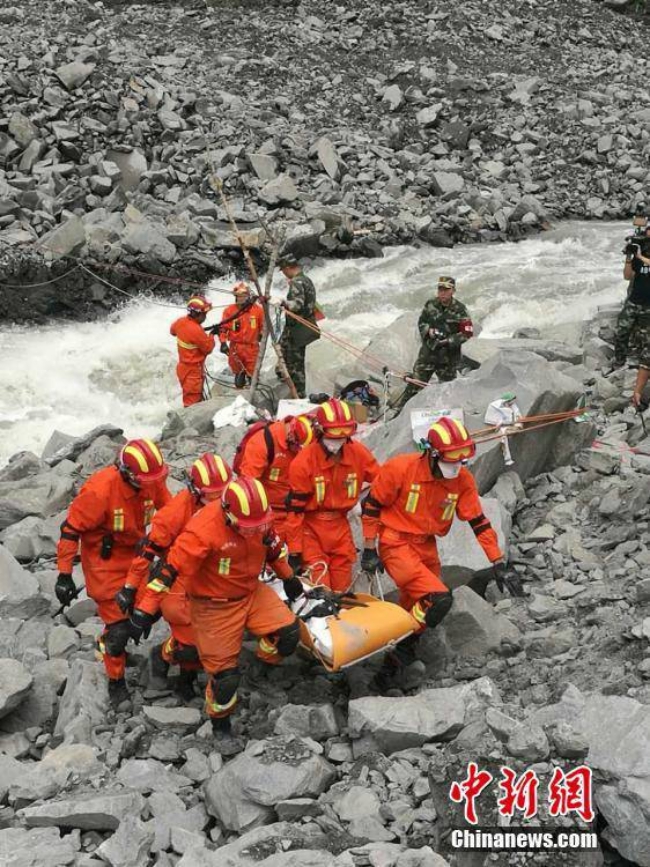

118,463,141,490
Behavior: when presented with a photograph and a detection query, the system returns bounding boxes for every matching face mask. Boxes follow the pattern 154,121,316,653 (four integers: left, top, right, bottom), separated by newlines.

438,460,462,479
322,437,345,455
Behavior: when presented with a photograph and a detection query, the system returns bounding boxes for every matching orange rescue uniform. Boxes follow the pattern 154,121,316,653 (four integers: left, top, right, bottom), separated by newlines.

286,440,379,591
170,315,215,407
164,501,296,718
128,488,200,668
57,466,171,679
237,421,296,538
219,302,263,377
363,453,502,624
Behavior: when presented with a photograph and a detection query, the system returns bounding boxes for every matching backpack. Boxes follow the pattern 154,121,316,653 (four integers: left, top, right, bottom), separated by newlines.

233,421,275,475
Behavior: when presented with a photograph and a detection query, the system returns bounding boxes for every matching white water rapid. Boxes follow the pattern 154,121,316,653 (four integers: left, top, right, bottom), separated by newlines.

0,220,629,468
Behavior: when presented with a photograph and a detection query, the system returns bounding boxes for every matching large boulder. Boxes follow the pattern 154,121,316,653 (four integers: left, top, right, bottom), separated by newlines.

54,659,108,744
0,545,42,617
532,686,650,866
0,472,75,530
436,587,522,657
364,350,587,492
348,677,501,754
204,736,336,832
20,790,145,831
0,659,69,732
0,827,78,867
0,515,57,561
43,424,123,466
462,337,583,368
438,497,510,583
0,659,33,718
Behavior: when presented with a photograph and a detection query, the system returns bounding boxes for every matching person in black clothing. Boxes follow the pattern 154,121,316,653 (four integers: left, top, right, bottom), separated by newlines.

612,225,650,372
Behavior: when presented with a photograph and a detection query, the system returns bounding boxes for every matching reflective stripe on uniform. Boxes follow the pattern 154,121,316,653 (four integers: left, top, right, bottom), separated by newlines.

147,578,169,594
113,508,124,532
258,636,279,657
205,687,238,716
405,484,421,513
177,338,199,350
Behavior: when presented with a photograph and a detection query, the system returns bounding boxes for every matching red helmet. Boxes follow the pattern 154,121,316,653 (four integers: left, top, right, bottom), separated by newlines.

426,417,476,462
187,295,212,315
119,439,168,485
315,399,357,439
286,415,314,450
189,453,232,495
232,282,251,298
222,477,272,531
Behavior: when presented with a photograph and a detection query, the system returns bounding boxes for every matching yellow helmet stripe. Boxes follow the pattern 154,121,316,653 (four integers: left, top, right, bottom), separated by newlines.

214,455,229,481
322,402,336,422
144,440,163,465
124,445,149,472
449,419,469,439
429,422,452,445
253,479,268,510
300,418,314,446
194,459,211,486
340,401,352,421
228,482,251,516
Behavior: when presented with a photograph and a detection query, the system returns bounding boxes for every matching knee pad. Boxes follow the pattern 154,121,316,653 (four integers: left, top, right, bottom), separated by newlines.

173,643,200,665
103,620,131,656
210,667,240,707
275,618,300,657
417,591,453,629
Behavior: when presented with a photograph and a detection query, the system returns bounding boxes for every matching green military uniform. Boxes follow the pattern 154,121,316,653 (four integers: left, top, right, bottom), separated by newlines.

396,296,473,409
613,255,650,368
279,271,318,398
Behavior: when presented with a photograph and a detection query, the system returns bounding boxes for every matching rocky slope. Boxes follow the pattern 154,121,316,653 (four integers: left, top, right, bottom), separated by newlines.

2,0,650,321
0,305,649,866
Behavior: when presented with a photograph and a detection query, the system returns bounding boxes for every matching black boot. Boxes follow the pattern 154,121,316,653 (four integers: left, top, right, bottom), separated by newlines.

370,635,425,694
149,643,169,691
175,669,197,702
108,677,131,710
211,716,244,756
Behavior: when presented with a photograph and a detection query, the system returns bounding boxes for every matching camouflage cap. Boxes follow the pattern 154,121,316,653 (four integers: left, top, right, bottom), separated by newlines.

278,252,299,268
438,276,456,291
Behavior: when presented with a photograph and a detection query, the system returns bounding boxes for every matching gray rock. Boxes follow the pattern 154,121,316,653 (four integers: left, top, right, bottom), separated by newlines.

0,659,33,718
0,752,26,800
38,216,86,259
431,171,465,198
437,586,521,657
485,471,525,516
382,85,404,111
0,452,44,483
506,724,550,761
348,677,501,754
0,546,40,614
598,781,650,866
333,785,382,821
259,175,299,206
96,816,154,867
248,153,278,181
21,790,145,830
273,704,339,740
117,758,192,793
55,62,94,90
525,627,575,658
47,624,78,658
0,516,56,562
438,499,510,582
143,705,201,729
106,149,147,192
0,827,78,867
0,471,75,529
463,337,583,368
204,736,336,832
316,137,341,181
0,658,68,732
41,431,76,463
548,721,589,759
416,104,442,127
485,707,520,741
54,659,107,744
122,220,176,264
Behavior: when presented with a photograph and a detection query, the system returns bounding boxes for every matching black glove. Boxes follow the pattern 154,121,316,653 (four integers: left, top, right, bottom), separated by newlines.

220,343,230,355
115,585,136,614
128,609,155,645
148,559,178,592
288,553,303,573
55,573,77,606
208,325,221,335
492,562,525,598
361,547,383,573
283,575,304,603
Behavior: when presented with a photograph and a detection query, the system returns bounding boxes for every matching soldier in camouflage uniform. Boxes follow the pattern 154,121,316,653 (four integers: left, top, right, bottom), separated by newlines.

394,276,474,410
276,254,319,398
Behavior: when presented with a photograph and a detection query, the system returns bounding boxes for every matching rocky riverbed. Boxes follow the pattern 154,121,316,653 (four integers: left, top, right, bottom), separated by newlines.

0,304,649,866
2,0,650,322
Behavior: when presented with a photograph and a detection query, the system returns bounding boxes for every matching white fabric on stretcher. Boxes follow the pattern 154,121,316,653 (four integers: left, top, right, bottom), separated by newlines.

266,578,334,662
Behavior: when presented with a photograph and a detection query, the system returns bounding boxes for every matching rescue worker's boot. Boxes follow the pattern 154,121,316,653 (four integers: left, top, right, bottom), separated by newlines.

175,668,198,702
108,677,131,710
370,635,425,694
149,643,169,691
211,716,244,757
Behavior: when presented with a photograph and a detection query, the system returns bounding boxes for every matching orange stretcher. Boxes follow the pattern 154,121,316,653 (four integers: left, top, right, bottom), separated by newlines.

269,577,419,672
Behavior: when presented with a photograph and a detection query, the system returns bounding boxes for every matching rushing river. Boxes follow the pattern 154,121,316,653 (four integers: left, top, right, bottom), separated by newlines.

0,220,629,468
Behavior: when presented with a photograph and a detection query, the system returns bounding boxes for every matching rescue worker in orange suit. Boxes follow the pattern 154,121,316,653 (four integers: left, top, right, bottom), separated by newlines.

361,417,522,692
219,282,263,389
286,398,379,592
119,453,232,700
237,415,314,539
136,477,303,750
56,439,171,708
170,295,216,407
